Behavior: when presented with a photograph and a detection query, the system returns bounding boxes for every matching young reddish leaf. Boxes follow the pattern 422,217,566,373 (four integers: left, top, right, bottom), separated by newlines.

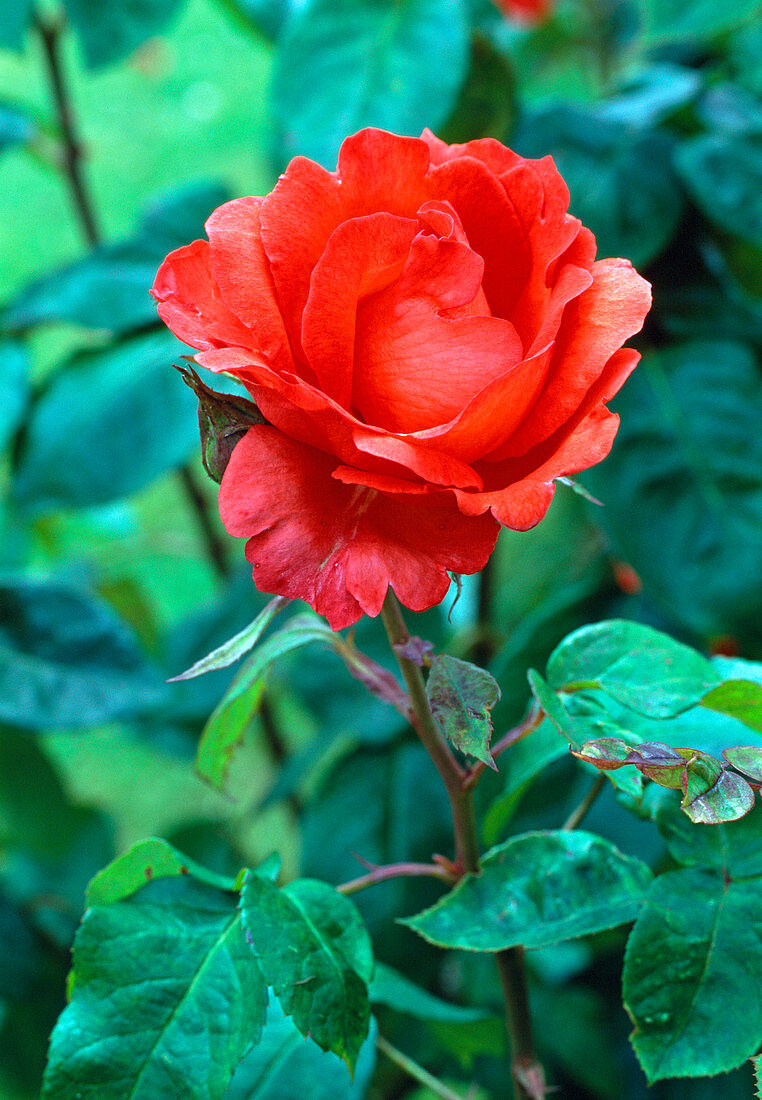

682,767,755,824
723,746,762,782
426,654,500,767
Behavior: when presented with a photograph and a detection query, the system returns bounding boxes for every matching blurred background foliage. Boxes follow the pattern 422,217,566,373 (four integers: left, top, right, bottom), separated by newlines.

1,0,761,1095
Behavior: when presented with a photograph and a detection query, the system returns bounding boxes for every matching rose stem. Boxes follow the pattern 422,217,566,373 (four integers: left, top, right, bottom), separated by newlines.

376,1035,473,1100
336,860,456,896
379,588,543,1100
562,772,606,831
35,12,100,248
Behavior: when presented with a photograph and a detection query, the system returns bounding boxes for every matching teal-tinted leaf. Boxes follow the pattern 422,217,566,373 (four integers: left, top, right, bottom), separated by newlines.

402,831,652,951
218,0,308,41
43,877,268,1098
526,669,581,745
641,0,762,44
4,182,229,336
170,596,288,680
703,678,762,735
0,341,30,451
64,0,185,68
656,797,762,877
677,134,762,248
696,84,762,136
681,758,755,823
754,1053,762,1099
13,330,198,511
624,867,762,1080
240,874,372,1069
0,576,164,729
196,614,334,788
426,654,500,767
87,837,237,906
547,620,720,718
0,0,34,48
271,0,469,168
370,962,488,1022
513,105,683,267
0,101,35,152
596,64,700,127
226,999,377,1100
584,342,762,643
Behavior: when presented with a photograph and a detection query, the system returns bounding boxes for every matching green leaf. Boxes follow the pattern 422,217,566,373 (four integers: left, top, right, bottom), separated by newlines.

64,0,185,68
43,877,268,1098
0,0,34,48
703,678,762,734
641,0,762,44
196,613,334,788
226,999,377,1100
170,596,288,680
526,669,582,745
513,105,683,268
677,134,762,249
240,873,373,1070
681,760,755,824
426,654,500,767
547,620,720,718
656,797,762,877
402,831,652,950
0,576,164,729
753,1052,762,1099
217,0,307,41
271,0,469,169
13,330,199,511
0,341,30,451
370,962,489,1022
584,342,762,644
3,182,229,336
624,867,762,1080
483,719,569,844
86,837,237,906
724,745,762,781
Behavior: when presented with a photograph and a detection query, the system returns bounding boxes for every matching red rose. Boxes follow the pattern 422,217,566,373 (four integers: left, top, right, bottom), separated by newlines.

152,129,650,630
491,0,552,22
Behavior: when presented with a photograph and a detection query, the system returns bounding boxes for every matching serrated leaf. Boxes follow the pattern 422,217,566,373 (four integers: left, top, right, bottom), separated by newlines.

12,331,199,512
271,0,469,169
226,999,377,1100
170,596,288,680
86,837,237,906
723,745,762,782
681,766,755,824
402,831,652,951
703,678,762,735
240,874,372,1070
624,867,762,1081
64,0,185,68
43,877,268,1099
656,796,762,876
0,575,164,729
584,342,762,644
196,614,334,788
546,620,720,718
426,654,500,767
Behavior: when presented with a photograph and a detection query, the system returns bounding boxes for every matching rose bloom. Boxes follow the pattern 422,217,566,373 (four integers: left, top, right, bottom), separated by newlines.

152,128,650,630
492,0,552,22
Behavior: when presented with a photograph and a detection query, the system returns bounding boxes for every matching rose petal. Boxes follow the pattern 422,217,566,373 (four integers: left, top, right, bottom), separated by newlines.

336,128,431,216
151,240,254,351
219,426,499,629
497,259,651,458
205,197,293,373
301,212,418,407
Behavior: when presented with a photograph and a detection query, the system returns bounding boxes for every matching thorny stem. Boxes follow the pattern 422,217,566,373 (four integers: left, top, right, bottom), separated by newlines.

562,772,607,831
376,1035,474,1100
336,861,456,897
380,589,478,874
379,588,544,1100
35,12,100,247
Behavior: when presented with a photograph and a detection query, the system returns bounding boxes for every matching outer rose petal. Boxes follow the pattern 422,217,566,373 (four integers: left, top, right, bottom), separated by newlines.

219,426,499,630
150,240,254,351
